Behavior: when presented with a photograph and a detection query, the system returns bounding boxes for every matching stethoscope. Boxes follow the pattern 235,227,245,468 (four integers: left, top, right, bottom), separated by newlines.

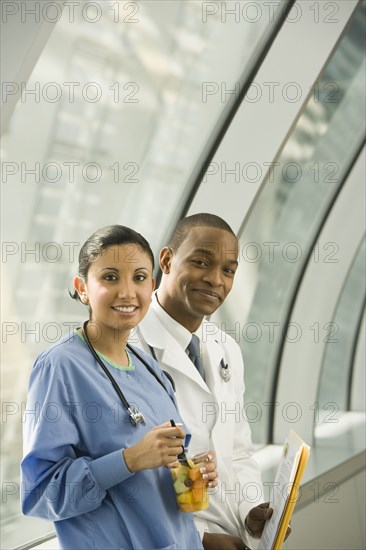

148,343,231,383
219,359,231,382
82,321,176,427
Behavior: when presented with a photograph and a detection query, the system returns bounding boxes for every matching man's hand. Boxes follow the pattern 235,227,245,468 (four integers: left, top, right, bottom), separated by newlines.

203,532,251,550
245,502,273,539
245,502,292,540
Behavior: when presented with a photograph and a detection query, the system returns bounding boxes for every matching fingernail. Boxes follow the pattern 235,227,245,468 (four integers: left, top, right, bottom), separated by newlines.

207,454,213,461
200,467,207,474
202,473,209,480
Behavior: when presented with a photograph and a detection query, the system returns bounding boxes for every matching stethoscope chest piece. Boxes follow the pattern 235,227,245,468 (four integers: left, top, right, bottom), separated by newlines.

128,406,146,426
220,359,231,382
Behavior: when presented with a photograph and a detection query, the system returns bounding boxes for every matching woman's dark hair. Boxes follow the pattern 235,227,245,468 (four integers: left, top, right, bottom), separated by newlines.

71,225,154,302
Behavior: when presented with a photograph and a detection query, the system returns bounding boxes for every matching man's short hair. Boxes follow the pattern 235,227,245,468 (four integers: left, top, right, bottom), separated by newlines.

168,213,237,251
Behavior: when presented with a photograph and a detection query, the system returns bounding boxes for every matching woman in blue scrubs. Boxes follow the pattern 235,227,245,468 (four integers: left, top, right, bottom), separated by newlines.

21,225,217,550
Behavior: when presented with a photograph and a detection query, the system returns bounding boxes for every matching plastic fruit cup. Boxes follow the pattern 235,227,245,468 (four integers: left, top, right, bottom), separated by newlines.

171,452,210,512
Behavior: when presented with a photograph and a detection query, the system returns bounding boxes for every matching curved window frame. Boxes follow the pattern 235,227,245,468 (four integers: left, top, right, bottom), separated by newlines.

211,0,365,445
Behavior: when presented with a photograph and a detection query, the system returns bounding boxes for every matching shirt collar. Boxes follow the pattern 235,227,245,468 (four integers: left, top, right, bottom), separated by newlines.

151,291,197,351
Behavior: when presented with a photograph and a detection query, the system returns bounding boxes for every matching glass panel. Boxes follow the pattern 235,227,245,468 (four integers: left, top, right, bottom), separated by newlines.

317,238,366,418
212,1,366,444
1,1,287,547
350,310,366,411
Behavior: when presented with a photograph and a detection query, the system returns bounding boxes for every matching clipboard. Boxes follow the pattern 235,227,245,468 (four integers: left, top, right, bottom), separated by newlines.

258,429,311,550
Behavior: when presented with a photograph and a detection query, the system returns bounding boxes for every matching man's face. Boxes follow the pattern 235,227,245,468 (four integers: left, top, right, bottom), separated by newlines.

159,226,239,331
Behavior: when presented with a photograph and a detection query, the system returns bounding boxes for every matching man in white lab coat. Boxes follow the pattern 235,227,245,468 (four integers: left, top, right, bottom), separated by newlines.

132,213,272,550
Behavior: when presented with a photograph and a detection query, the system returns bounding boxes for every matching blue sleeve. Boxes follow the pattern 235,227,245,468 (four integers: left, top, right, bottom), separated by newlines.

21,355,134,521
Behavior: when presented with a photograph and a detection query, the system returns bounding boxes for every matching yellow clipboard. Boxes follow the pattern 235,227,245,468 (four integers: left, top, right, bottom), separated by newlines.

273,442,310,549
259,430,311,550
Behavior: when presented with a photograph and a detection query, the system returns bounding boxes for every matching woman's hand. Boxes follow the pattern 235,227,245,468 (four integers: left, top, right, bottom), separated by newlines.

123,421,185,472
194,451,218,489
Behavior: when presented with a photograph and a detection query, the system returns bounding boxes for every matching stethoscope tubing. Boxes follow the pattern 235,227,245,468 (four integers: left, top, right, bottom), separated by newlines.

82,321,176,426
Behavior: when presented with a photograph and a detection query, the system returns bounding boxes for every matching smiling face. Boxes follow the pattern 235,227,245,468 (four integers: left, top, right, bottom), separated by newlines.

158,227,239,332
74,243,155,341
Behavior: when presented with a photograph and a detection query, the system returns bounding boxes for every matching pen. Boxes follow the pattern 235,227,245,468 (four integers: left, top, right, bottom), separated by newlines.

170,419,189,466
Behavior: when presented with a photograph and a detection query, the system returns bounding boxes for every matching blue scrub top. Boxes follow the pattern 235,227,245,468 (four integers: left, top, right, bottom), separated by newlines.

21,331,203,550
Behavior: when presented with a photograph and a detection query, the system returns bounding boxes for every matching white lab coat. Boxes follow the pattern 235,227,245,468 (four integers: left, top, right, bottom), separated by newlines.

131,294,263,544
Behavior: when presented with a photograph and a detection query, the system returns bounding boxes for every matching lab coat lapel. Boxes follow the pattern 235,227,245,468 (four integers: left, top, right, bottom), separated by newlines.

200,322,225,395
138,309,210,393
200,322,234,453
161,346,209,393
